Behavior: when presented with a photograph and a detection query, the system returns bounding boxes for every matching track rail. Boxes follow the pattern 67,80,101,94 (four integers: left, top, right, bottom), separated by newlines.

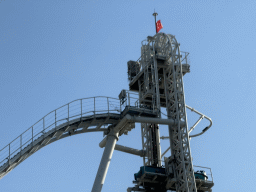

0,96,122,179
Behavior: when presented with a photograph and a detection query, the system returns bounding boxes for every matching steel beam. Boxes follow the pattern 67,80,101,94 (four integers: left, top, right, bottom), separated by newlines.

99,141,145,157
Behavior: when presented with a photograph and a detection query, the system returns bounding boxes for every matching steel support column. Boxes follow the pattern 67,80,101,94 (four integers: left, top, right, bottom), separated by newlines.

91,129,119,192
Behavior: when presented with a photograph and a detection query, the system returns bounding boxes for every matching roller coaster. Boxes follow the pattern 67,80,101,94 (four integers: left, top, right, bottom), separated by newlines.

0,32,214,192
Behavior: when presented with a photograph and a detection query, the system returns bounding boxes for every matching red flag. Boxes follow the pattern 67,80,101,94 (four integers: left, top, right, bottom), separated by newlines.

156,20,163,33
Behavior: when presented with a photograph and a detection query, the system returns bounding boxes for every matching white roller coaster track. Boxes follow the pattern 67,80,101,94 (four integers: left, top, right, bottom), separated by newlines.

0,96,126,179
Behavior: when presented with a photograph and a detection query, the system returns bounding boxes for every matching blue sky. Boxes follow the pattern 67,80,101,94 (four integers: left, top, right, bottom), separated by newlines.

0,0,255,191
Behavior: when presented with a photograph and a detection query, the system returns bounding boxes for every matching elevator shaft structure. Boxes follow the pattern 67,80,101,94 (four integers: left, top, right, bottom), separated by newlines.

139,37,162,167
128,33,195,191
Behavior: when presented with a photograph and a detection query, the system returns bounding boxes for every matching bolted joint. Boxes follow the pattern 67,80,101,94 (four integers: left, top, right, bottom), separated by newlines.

106,128,119,142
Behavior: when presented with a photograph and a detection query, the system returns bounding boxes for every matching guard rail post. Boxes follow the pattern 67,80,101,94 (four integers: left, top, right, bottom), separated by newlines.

8,144,10,165
68,103,70,123
107,97,109,115
81,99,82,119
43,117,45,138
32,126,34,146
20,135,22,157
55,110,57,131
94,97,96,118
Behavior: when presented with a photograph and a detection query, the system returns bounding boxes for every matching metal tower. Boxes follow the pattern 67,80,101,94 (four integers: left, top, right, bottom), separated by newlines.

127,32,213,192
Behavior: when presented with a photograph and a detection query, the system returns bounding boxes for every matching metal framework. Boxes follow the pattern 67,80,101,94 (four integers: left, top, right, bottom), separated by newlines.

128,33,196,191
163,33,196,192
127,33,213,192
0,32,214,192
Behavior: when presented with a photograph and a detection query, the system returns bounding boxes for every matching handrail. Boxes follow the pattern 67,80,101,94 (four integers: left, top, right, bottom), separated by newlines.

120,90,139,111
193,165,214,182
180,51,190,64
0,96,120,166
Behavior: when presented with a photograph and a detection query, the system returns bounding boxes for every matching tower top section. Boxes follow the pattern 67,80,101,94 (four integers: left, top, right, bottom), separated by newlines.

127,33,190,95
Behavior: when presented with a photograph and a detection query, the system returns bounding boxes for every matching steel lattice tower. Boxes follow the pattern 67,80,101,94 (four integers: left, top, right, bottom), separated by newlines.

128,33,198,191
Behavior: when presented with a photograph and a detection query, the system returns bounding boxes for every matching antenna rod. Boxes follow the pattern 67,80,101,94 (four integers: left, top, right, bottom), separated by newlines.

152,10,158,34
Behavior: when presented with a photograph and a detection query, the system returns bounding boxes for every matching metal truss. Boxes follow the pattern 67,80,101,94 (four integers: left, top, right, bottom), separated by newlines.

141,123,154,166
139,38,162,168
161,33,197,192
128,33,198,191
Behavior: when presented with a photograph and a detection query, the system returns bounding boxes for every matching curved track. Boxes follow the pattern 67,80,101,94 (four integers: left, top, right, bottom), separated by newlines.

0,96,123,179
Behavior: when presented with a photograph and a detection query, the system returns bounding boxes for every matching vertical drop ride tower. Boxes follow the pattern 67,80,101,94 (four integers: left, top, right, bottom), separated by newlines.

127,33,213,192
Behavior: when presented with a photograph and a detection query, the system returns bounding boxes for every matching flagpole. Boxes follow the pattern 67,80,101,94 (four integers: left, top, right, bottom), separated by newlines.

153,11,158,34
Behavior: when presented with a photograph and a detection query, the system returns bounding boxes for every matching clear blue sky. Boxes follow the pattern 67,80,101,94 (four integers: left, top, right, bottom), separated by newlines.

0,0,255,191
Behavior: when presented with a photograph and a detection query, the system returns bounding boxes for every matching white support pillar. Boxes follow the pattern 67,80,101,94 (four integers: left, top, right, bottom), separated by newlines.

91,129,119,192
